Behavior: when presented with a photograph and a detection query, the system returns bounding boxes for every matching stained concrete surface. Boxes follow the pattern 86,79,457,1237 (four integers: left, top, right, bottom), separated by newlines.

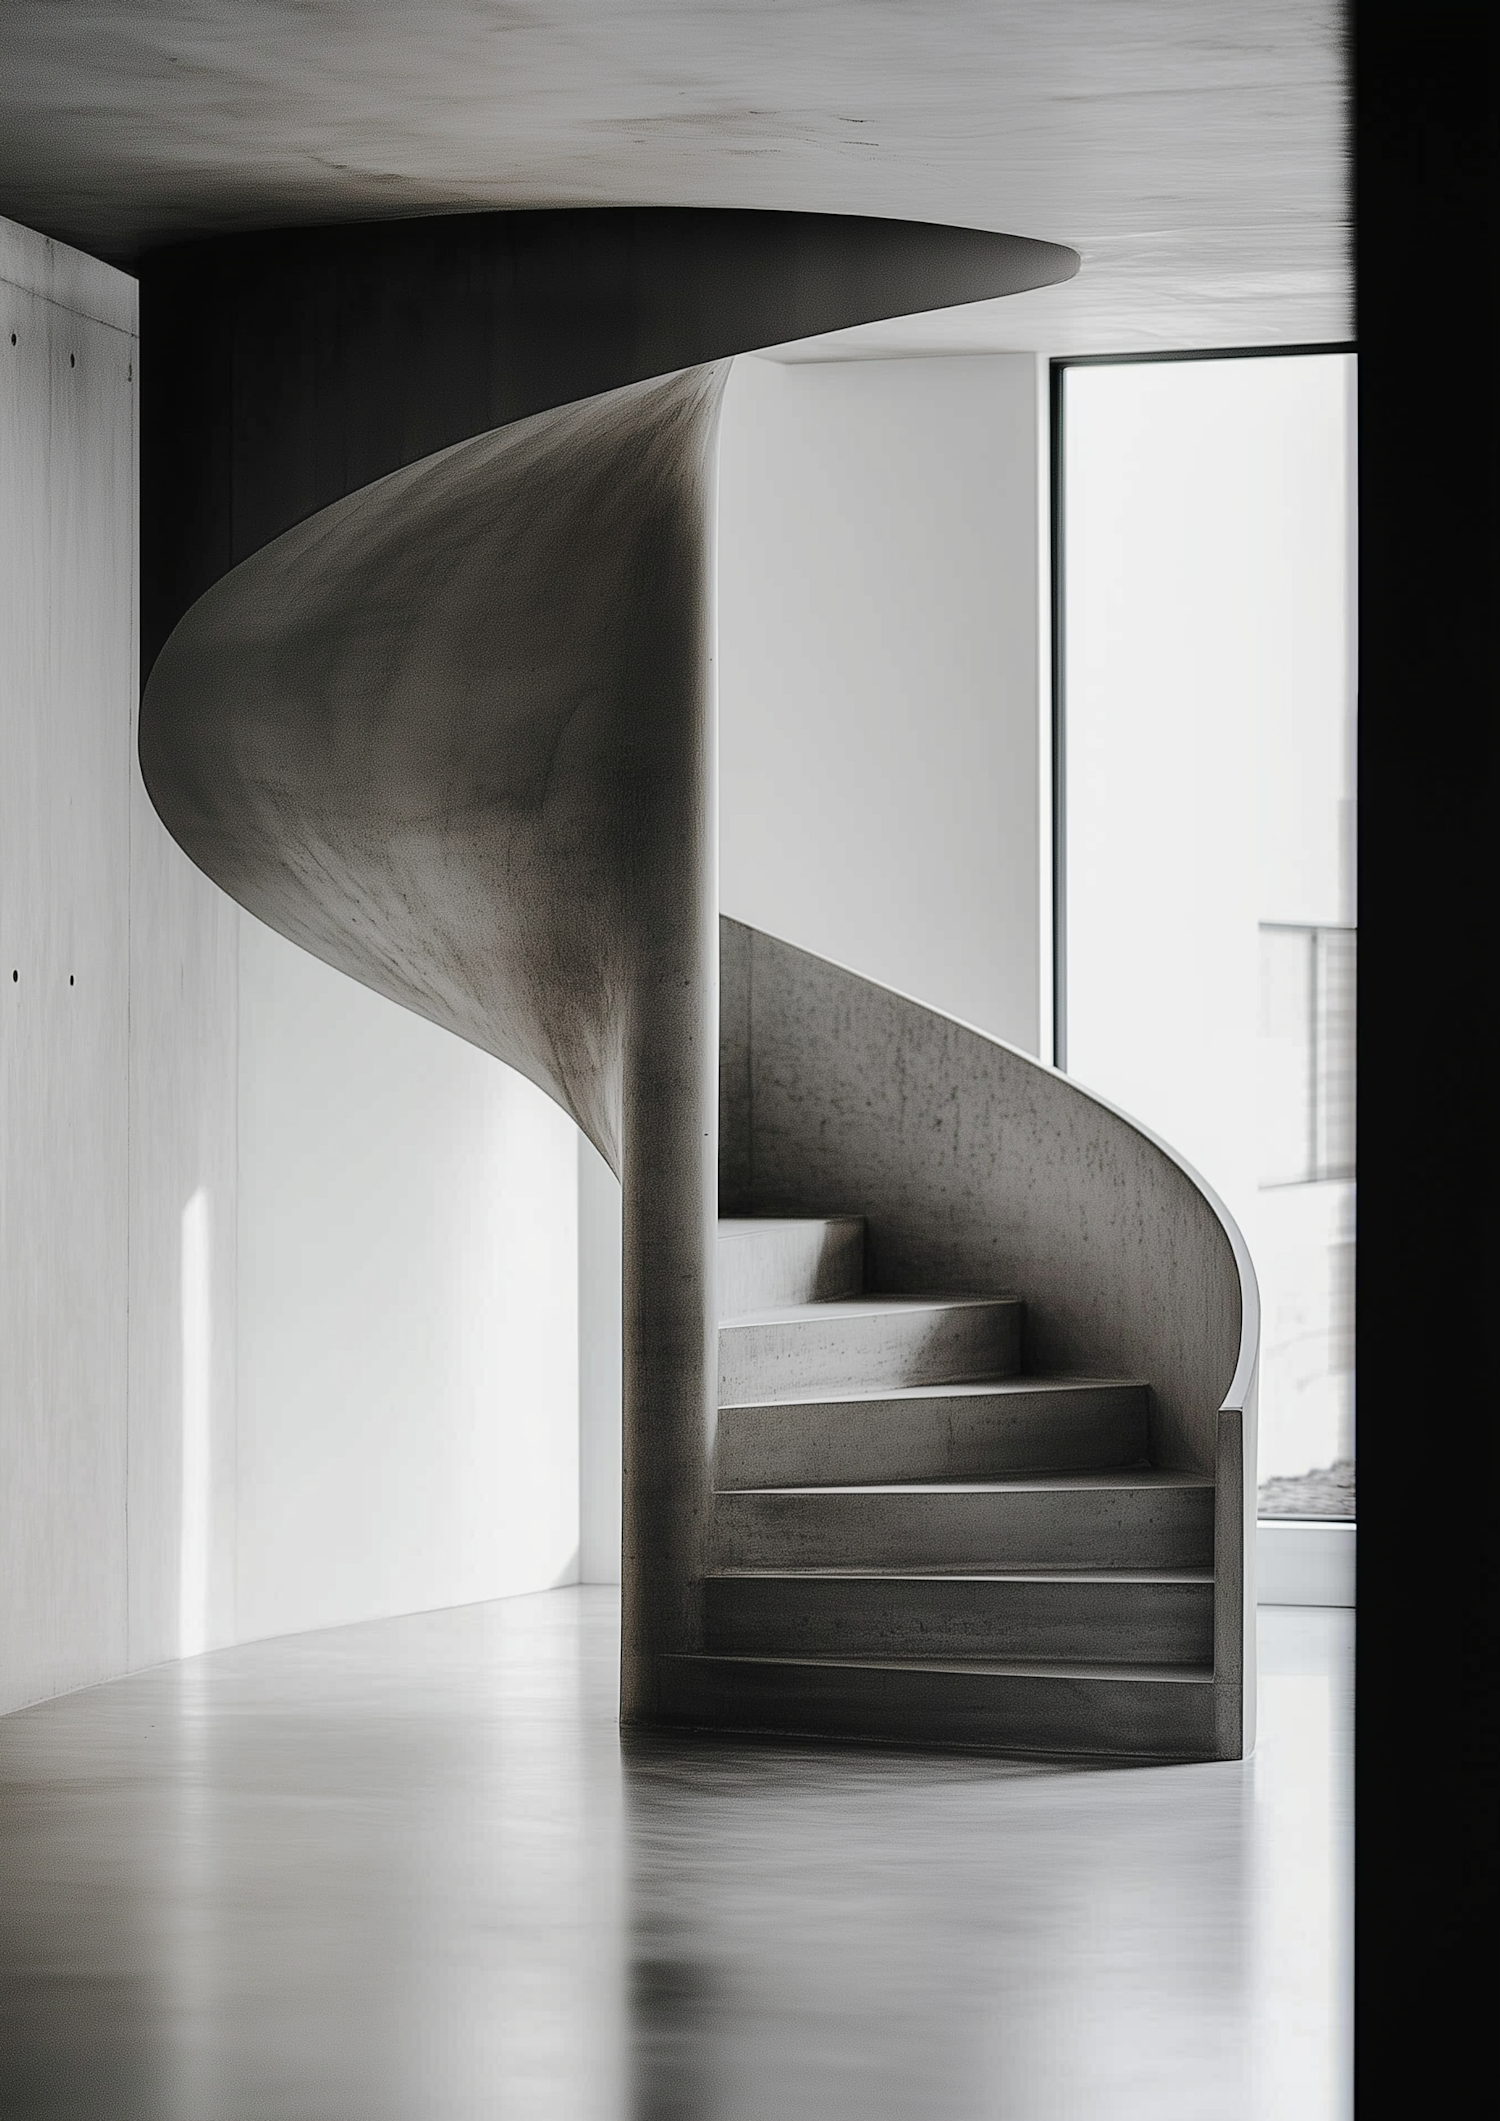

0,1587,1351,2120
0,2,1349,356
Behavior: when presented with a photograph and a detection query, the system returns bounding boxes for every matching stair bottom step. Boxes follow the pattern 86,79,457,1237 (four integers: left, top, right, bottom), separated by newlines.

700,1651,1213,1682
704,1570,1214,1664
654,1653,1223,1761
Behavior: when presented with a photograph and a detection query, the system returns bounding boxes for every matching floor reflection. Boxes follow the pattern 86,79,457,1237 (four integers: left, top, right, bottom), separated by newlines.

0,1591,1349,2121
621,1728,1254,2121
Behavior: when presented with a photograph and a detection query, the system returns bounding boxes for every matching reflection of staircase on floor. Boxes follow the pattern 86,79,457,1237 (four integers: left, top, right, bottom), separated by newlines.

661,1216,1220,1760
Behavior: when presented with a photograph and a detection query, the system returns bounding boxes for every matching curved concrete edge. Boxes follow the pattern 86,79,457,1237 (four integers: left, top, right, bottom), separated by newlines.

724,915,1260,1407
142,366,732,1721
720,916,1259,1756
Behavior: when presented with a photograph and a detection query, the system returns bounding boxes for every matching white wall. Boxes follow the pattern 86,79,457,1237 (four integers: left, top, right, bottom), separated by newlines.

0,215,238,1712
1,223,134,1711
717,352,1051,1056
578,1135,623,1584
1,213,589,1712
235,921,581,1639
126,662,240,1670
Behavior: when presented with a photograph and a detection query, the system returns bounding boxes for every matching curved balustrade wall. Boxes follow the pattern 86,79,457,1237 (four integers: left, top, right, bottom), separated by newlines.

138,208,1078,1725
145,369,727,1708
719,918,1259,1753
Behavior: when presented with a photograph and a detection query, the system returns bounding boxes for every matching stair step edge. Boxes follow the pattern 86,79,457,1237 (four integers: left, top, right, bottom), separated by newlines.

716,1472,1215,1496
671,1652,1215,1685
706,1567,1216,1583
720,1293,1022,1326
717,1216,865,1234
719,1374,1147,1408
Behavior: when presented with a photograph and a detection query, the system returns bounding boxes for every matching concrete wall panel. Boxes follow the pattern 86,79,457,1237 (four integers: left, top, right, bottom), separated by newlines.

3,211,586,1710
1,243,135,1709
125,767,239,1670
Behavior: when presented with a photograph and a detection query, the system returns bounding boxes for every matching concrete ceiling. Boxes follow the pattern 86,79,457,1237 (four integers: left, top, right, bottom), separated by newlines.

0,2,1350,357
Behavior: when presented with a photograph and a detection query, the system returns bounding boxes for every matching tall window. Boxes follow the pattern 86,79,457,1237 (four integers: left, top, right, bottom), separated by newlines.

1057,351,1356,1521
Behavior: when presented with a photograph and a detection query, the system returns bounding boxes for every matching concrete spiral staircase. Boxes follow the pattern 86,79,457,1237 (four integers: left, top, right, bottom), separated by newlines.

136,206,1256,1764
642,914,1257,1760
691,1215,1215,1754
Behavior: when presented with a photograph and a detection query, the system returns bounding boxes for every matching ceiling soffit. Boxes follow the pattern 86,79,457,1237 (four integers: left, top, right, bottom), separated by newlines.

0,2,1350,354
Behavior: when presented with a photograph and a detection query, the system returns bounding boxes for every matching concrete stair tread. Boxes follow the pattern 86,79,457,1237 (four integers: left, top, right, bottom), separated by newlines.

717,1216,864,1234
672,1651,1215,1685
722,1292,1018,1327
720,1371,1145,1409
715,1376,1152,1485
706,1566,1215,1584
714,1469,1213,1568
718,1469,1213,1496
719,1290,1025,1398
717,1217,869,1316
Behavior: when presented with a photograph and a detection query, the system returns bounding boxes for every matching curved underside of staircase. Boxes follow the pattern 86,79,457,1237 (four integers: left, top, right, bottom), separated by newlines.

138,207,1257,1761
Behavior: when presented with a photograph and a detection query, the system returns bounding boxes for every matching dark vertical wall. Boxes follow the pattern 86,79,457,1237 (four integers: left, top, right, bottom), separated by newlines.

1355,0,1497,2095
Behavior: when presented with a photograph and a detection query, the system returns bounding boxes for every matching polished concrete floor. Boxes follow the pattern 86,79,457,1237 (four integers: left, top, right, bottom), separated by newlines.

0,1589,1350,2120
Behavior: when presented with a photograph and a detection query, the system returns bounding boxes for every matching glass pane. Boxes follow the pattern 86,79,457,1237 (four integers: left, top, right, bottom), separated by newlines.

1061,351,1356,1522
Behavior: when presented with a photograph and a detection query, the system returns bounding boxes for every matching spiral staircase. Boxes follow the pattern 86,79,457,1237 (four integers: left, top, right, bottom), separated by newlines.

138,207,1257,1763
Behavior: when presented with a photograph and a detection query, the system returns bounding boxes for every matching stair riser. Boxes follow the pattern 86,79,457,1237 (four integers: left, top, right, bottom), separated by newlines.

713,1487,1213,1572
715,1384,1148,1488
719,1301,1022,1401
718,1219,865,1316
704,1577,1213,1666
655,1657,1222,1760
